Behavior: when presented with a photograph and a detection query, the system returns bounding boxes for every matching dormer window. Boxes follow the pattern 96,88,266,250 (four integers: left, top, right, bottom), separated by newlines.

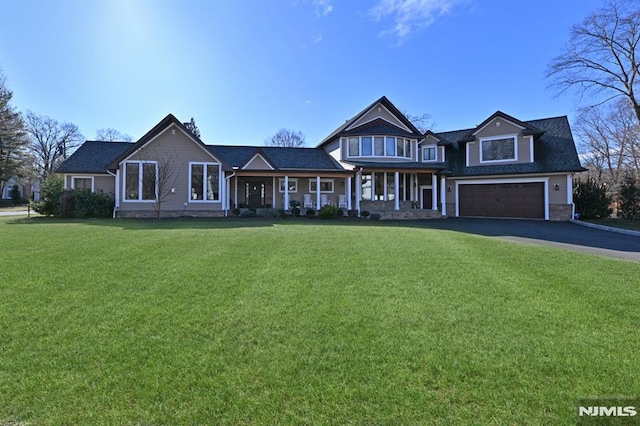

422,145,437,162
480,135,517,162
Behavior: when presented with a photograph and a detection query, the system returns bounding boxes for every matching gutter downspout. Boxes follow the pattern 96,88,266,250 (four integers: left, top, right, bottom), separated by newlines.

225,171,236,217
107,170,119,219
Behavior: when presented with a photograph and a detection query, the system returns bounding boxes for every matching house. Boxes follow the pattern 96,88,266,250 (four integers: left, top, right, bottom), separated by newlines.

56,96,585,220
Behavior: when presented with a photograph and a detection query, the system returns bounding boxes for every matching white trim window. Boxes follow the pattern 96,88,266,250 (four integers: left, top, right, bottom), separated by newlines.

344,136,413,159
71,176,94,191
422,145,437,162
309,178,334,193
278,178,298,193
123,161,157,201
480,135,517,162
189,162,220,202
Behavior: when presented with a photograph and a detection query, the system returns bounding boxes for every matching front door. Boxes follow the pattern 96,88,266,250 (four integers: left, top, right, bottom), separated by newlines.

422,188,432,209
246,181,266,208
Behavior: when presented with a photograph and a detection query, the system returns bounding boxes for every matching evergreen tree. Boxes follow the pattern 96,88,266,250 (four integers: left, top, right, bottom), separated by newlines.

0,69,29,197
573,178,613,219
618,173,640,220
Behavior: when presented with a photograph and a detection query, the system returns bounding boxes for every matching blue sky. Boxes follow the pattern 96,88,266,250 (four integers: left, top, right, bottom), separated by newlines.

1,0,604,146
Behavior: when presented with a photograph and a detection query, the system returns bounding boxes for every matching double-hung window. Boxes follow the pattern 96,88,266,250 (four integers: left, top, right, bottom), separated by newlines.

278,178,298,193
422,145,437,162
190,163,220,201
124,161,157,201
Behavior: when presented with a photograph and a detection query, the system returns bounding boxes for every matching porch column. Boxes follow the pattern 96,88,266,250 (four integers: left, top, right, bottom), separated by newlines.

114,170,120,209
234,176,238,209
440,176,447,216
394,172,400,210
221,173,227,215
409,174,414,202
284,175,290,210
316,176,321,209
431,173,438,210
272,177,276,208
355,171,361,213
347,176,352,210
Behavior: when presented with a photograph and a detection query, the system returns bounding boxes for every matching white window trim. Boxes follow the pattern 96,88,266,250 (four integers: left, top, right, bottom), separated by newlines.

422,145,438,162
345,136,415,160
122,160,158,203
454,177,549,220
309,178,335,193
71,175,95,192
188,162,222,203
479,134,518,163
278,178,298,193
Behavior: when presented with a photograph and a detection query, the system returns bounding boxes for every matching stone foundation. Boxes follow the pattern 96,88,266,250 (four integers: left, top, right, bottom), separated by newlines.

359,200,444,220
549,204,572,221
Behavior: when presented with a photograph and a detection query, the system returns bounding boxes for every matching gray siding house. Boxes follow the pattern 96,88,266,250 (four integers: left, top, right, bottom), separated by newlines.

56,96,585,220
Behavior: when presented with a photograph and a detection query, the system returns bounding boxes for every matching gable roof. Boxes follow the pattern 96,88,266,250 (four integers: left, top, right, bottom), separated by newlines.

341,118,418,138
56,141,133,174
441,116,586,176
105,113,222,170
209,146,345,171
317,96,422,148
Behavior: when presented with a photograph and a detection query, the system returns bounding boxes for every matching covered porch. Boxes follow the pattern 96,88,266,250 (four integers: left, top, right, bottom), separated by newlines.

223,170,354,211
352,166,448,218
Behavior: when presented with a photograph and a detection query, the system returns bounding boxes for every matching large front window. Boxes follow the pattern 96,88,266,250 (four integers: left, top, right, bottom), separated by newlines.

344,136,413,159
190,163,220,201
279,178,298,193
124,161,157,201
481,136,516,162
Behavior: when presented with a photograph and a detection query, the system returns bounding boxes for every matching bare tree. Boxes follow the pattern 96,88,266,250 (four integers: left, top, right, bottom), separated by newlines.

184,117,201,139
401,108,435,133
0,69,29,196
96,128,132,142
25,111,83,178
547,0,640,122
265,128,306,147
135,146,179,219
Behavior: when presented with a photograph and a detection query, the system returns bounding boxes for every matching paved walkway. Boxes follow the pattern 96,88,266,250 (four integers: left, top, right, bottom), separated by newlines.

417,218,640,262
0,210,31,216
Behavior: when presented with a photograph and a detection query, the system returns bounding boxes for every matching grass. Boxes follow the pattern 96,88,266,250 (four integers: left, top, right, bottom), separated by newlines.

1,217,639,425
585,217,640,232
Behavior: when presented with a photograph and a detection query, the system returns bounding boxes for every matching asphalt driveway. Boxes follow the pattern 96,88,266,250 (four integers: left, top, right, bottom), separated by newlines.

417,218,640,262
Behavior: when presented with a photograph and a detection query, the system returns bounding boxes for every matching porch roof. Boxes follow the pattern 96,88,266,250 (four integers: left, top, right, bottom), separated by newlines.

208,145,345,171
345,160,447,171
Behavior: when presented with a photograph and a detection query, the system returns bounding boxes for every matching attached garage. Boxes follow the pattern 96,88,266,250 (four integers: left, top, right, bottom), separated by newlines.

458,182,545,219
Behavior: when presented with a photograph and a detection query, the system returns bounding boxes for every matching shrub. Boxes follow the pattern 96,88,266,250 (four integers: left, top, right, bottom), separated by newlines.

231,208,241,216
337,208,344,217
348,209,358,218
240,208,256,217
306,208,316,217
370,213,381,220
59,192,76,218
361,210,370,218
618,174,640,220
319,204,338,219
573,178,612,219
9,185,22,205
33,175,64,216
292,206,300,218
74,189,114,218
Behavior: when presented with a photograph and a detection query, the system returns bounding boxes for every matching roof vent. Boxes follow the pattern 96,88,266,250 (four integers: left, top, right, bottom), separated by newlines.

496,122,501,127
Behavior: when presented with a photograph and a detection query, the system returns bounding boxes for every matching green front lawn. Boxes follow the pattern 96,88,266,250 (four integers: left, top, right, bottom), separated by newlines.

585,217,640,232
1,218,638,424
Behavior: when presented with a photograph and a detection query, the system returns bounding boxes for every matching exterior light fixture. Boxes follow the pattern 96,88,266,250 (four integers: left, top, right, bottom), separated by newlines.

554,183,560,191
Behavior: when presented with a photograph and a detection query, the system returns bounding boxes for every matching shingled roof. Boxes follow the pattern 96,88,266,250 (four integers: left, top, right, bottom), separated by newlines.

438,116,586,176
208,146,345,171
317,96,423,148
56,141,132,174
